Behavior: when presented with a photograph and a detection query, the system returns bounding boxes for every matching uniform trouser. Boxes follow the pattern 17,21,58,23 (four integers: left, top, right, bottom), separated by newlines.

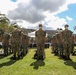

63,43,72,58
54,43,58,54
51,44,54,53
36,43,45,59
71,44,74,53
9,45,13,53
58,43,63,57
22,44,28,55
3,44,9,55
12,43,20,57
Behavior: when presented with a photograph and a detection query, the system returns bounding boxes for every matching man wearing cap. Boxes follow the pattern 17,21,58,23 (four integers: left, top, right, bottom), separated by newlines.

61,24,73,60
21,32,29,56
11,25,22,59
51,34,58,55
56,29,63,58
2,29,10,56
0,28,4,48
35,24,46,60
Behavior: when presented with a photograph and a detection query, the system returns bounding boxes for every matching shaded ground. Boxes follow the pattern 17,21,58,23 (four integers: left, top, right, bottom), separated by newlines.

0,47,76,75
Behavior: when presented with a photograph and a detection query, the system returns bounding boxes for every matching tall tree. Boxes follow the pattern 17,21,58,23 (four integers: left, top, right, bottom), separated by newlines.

8,22,18,33
0,13,10,31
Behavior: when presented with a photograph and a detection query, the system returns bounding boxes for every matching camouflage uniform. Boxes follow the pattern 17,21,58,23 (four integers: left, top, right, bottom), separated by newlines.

9,34,13,54
21,32,29,56
2,32,10,56
0,28,4,42
54,34,59,55
0,34,3,48
71,35,74,54
0,29,3,48
74,35,76,44
35,24,46,60
51,37,55,53
56,32,63,58
11,25,21,59
52,34,58,55
61,25,73,59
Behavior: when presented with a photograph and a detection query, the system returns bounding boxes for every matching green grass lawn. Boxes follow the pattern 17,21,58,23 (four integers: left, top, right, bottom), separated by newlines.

0,47,76,75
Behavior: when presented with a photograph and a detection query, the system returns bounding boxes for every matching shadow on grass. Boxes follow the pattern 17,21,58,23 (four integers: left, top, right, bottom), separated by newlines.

0,59,16,68
64,60,76,69
0,54,13,59
0,55,10,59
0,56,5,59
30,60,45,69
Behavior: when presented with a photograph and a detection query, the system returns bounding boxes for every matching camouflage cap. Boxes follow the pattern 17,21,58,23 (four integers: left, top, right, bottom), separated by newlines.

64,24,69,28
14,25,18,28
59,28,63,30
39,24,42,27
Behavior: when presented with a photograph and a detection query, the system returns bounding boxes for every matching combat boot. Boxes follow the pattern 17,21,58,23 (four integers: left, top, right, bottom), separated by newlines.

17,55,20,60
10,55,16,60
67,55,71,60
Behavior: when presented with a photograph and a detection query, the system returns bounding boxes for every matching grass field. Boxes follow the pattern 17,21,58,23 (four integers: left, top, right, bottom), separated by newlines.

0,47,76,75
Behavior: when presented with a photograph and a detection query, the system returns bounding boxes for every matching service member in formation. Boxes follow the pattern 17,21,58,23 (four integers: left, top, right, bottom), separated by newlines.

2,29,10,56
61,24,73,60
11,25,22,59
21,32,29,56
51,36,55,53
56,29,63,58
35,24,46,60
51,34,58,55
0,28,4,48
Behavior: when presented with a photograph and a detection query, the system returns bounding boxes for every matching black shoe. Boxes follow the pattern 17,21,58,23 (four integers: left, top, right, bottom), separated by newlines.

4,54,7,56
39,56,45,60
17,55,20,60
10,56,16,60
33,56,37,59
41,58,45,60
10,55,16,59
33,53,37,59
23,53,26,56
67,58,72,60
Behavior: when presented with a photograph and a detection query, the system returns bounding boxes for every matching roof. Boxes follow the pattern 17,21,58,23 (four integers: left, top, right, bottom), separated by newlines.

28,31,48,37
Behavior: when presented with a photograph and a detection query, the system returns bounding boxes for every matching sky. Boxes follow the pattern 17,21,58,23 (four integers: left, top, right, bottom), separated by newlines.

0,0,76,33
